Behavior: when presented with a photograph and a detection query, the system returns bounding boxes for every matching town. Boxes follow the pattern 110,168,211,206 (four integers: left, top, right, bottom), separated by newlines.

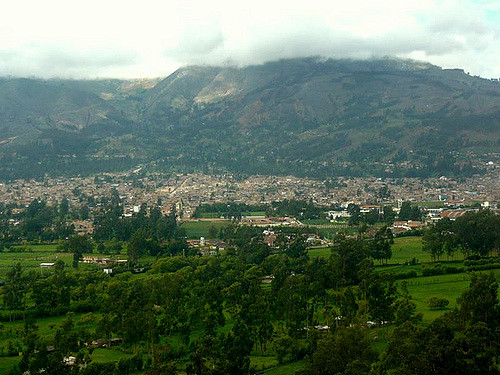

0,166,498,228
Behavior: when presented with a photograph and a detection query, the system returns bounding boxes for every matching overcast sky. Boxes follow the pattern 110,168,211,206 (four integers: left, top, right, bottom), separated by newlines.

1,0,499,79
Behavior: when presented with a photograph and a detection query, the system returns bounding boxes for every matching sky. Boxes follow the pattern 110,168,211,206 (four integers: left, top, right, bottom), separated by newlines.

0,0,499,79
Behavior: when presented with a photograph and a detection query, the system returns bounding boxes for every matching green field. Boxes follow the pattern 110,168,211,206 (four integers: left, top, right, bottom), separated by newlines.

389,236,427,263
316,226,358,238
250,355,279,372
180,220,230,239
308,237,427,263
91,348,131,363
307,247,331,259
0,244,132,279
404,270,500,324
0,356,20,374
0,314,130,373
0,245,72,279
263,359,306,374
389,236,464,265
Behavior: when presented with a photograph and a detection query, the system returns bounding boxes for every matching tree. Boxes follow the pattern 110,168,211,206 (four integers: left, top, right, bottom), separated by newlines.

217,319,254,374
59,197,69,218
128,229,149,264
393,281,422,325
208,225,218,239
285,237,308,259
347,204,361,226
455,210,499,258
398,202,421,221
369,226,393,264
457,273,499,330
382,206,395,223
427,297,449,310
309,326,377,375
69,235,93,268
4,263,26,316
331,235,368,285
378,273,500,375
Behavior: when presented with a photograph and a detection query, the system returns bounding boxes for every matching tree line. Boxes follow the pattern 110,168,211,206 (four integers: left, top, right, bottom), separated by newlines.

423,210,500,260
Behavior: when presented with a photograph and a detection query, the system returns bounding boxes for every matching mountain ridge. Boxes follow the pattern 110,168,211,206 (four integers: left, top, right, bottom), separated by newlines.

0,57,498,180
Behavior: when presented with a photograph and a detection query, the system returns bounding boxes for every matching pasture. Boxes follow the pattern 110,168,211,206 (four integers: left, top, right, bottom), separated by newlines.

179,220,230,238
404,269,500,324
307,247,331,259
389,236,427,263
0,244,71,279
0,243,132,280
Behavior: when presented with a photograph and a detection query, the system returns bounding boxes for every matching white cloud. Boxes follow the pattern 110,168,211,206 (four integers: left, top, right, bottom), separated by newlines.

0,0,498,78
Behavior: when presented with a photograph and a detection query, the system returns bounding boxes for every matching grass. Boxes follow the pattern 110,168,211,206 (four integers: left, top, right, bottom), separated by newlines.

0,356,20,374
91,348,131,363
404,269,500,324
307,247,331,259
250,355,279,372
389,236,428,264
387,236,463,266
263,359,306,374
0,313,98,344
0,243,133,279
180,220,230,239
0,250,74,279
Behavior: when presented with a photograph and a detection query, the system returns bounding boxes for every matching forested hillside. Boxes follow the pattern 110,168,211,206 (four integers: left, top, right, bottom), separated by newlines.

0,58,499,179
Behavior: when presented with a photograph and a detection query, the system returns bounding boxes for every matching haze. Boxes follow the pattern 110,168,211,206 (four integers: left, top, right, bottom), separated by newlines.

0,0,499,79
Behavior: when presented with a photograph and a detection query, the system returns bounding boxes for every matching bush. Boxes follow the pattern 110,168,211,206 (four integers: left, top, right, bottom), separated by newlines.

463,257,500,267
422,264,464,276
466,263,500,272
393,270,418,280
427,297,449,309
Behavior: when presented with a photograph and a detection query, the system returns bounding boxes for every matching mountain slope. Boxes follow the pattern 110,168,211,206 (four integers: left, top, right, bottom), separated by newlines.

0,57,499,180
143,58,500,177
145,58,500,127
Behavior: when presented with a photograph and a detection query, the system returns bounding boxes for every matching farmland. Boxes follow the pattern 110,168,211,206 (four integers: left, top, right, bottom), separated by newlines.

0,220,500,375
179,220,230,239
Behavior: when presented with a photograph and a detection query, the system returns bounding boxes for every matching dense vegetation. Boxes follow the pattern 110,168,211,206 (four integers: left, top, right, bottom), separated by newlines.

1,58,499,180
0,197,499,374
423,210,500,260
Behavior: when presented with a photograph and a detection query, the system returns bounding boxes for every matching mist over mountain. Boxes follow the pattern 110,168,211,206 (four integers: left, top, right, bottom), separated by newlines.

0,57,498,180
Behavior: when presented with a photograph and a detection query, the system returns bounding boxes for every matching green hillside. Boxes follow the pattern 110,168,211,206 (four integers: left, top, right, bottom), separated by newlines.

0,58,499,180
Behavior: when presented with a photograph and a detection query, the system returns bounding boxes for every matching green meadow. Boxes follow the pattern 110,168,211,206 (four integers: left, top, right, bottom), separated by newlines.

179,220,230,238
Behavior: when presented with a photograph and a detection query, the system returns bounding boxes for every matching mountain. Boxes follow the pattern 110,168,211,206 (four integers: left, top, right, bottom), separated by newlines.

0,58,499,179
143,57,500,177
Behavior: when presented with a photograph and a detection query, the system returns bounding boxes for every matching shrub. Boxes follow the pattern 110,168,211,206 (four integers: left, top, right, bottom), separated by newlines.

427,297,449,309
393,270,418,280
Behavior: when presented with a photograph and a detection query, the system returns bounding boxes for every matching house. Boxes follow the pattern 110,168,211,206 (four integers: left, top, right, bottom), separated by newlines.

360,205,381,214
40,262,55,268
63,356,76,366
261,275,275,284
445,200,465,208
440,210,468,220
327,210,350,220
